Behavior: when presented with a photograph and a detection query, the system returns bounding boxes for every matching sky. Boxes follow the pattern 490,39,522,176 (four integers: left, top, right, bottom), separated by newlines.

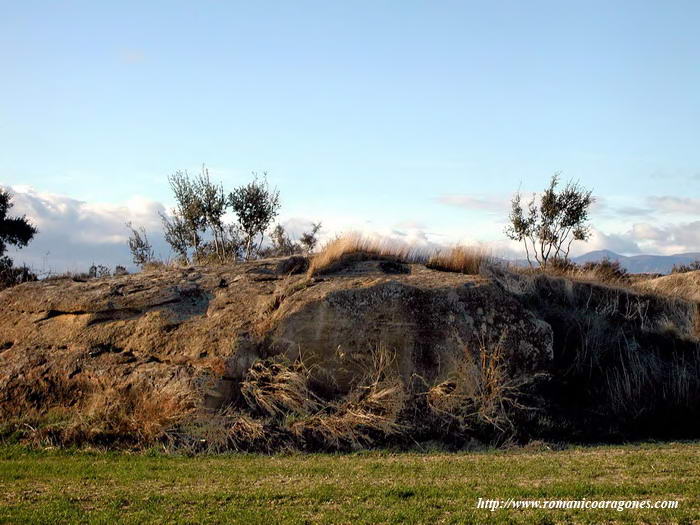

1,1,699,271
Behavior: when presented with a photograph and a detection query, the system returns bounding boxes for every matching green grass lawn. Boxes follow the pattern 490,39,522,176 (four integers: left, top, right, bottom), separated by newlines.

0,442,699,524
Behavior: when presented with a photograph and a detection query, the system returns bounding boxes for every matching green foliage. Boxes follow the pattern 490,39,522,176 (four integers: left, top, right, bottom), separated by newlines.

160,170,207,261
88,264,111,279
0,256,37,290
0,188,38,289
159,167,275,263
228,173,281,260
505,174,594,268
268,223,298,256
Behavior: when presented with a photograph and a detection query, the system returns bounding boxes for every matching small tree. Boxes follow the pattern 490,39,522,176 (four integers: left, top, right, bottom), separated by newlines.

0,188,38,289
194,167,228,261
505,174,594,268
228,173,281,260
299,222,322,254
160,170,206,260
126,222,154,267
268,224,297,256
160,212,191,261
222,223,246,261
0,188,37,260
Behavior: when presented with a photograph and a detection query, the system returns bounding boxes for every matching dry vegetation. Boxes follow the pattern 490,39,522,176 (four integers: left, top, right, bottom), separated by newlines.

634,269,700,303
1,337,536,452
493,267,700,441
2,238,700,453
425,340,537,436
426,246,492,275
307,233,494,277
3,372,198,448
307,234,429,275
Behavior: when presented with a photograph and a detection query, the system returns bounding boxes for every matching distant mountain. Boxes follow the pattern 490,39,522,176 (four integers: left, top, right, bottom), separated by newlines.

572,250,700,274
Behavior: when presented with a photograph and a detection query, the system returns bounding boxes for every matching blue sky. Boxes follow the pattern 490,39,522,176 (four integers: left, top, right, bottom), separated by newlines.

2,1,700,269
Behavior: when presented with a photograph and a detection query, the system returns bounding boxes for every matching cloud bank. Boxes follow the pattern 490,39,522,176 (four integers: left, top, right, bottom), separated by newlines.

3,185,700,273
3,185,168,273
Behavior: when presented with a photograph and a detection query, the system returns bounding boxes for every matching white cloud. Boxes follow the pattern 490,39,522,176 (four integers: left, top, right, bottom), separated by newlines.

3,185,168,273
5,185,700,273
627,220,700,254
436,194,507,213
573,228,642,255
647,196,700,215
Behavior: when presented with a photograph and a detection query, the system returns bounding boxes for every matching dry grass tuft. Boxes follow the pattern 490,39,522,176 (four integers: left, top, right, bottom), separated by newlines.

426,246,491,275
9,378,199,448
291,344,407,449
172,409,273,453
240,357,321,418
308,234,428,276
634,270,700,303
426,338,532,436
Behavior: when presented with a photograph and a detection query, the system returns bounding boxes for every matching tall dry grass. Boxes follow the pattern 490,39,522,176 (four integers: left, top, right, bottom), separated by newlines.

291,344,407,449
308,234,494,277
241,358,321,417
307,234,428,276
426,246,492,275
424,336,536,440
5,375,199,448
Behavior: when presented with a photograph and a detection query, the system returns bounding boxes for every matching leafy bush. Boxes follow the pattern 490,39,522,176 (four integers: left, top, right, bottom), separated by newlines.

0,256,37,291
88,264,111,279
228,173,281,260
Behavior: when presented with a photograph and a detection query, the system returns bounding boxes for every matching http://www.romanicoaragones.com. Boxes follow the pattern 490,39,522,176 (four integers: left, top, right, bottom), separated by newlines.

476,498,679,512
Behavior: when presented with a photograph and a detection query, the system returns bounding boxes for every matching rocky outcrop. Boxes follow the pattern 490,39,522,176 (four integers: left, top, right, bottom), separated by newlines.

1,257,698,449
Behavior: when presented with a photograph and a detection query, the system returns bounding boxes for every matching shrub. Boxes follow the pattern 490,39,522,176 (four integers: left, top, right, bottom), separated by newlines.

88,264,111,279
267,224,299,256
505,173,594,268
426,341,533,437
299,222,322,254
240,357,321,418
229,173,281,260
0,256,37,291
159,167,244,263
126,222,154,267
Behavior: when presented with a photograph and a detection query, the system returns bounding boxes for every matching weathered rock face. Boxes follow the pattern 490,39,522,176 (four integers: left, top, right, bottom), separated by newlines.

1,257,698,448
0,260,550,417
269,277,552,392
